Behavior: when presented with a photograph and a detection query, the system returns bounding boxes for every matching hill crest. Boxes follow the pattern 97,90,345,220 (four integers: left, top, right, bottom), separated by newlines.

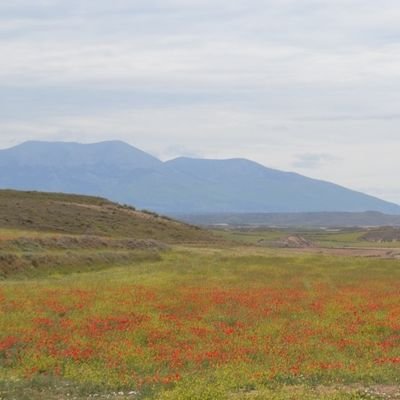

0,189,213,244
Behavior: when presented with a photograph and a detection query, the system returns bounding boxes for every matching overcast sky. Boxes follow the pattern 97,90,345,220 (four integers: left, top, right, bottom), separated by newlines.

1,0,400,203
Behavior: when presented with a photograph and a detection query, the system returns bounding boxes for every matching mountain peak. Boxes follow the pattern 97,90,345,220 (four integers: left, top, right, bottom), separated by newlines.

1,140,161,170
0,140,399,215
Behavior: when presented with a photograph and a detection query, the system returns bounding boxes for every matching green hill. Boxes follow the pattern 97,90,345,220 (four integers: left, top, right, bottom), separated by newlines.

0,190,218,278
0,190,212,243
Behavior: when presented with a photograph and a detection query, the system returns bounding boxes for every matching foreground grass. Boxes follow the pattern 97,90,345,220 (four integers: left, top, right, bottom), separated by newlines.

0,247,399,399
1,378,396,399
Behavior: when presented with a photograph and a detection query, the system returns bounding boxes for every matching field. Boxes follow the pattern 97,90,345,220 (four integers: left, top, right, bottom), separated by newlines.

214,227,400,250
1,233,400,399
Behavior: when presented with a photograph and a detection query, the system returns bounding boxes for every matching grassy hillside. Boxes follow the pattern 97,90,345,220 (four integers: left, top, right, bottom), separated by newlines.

0,190,219,278
0,190,213,243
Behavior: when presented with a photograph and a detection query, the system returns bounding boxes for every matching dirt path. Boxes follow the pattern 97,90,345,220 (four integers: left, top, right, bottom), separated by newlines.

286,246,400,259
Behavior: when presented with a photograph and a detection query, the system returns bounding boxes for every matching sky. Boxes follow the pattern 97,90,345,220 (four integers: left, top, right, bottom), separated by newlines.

0,0,400,203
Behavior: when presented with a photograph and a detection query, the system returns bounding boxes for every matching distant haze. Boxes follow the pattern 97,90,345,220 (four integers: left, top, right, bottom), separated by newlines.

0,2,400,203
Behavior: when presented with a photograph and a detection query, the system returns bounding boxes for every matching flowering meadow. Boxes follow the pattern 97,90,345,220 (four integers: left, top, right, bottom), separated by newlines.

0,248,399,399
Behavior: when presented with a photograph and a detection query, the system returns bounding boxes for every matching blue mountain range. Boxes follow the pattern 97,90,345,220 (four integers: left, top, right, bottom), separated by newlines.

1,140,399,214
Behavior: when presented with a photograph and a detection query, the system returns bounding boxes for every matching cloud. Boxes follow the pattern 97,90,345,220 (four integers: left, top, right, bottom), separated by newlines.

292,153,340,169
1,0,400,90
0,0,400,203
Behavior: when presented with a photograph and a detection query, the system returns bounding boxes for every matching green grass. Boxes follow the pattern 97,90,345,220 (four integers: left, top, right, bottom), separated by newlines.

1,245,399,399
1,190,399,399
0,227,169,279
212,229,286,245
0,190,215,243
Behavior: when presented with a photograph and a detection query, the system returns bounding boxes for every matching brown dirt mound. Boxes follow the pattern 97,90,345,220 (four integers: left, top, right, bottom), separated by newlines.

276,235,315,248
361,227,400,243
258,234,315,248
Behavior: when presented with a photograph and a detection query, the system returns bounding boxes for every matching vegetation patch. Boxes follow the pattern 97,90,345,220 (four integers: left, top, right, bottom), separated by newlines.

0,190,216,244
0,248,399,398
361,228,400,243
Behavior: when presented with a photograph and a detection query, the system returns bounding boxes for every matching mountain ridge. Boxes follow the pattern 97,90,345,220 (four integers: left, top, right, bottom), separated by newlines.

1,140,399,215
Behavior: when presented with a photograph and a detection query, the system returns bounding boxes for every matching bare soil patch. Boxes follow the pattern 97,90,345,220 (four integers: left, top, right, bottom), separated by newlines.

286,246,400,259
